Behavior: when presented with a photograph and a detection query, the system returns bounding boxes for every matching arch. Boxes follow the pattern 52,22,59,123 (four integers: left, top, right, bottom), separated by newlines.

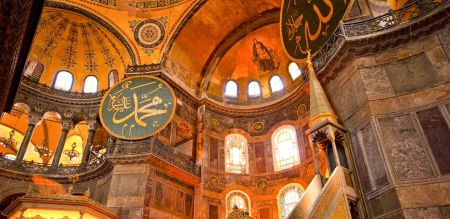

108,70,119,88
272,125,300,171
225,190,252,217
224,80,238,98
83,75,99,93
269,75,284,93
53,71,74,91
47,1,138,64
23,60,44,80
277,183,304,219
247,80,262,97
225,134,248,174
288,62,302,81
0,192,25,218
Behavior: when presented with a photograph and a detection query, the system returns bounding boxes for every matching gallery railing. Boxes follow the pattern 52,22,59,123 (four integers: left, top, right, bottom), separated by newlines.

342,0,448,37
0,154,106,176
312,0,448,71
109,138,201,178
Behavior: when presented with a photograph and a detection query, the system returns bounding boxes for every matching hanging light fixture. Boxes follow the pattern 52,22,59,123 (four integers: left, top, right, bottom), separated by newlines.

64,142,80,161
0,129,19,152
33,139,52,158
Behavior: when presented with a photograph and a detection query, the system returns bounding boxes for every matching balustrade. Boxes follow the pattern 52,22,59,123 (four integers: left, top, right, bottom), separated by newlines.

109,138,201,177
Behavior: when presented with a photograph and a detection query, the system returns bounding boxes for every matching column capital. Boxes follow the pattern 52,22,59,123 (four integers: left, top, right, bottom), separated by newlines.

87,120,98,130
28,114,42,126
61,121,74,131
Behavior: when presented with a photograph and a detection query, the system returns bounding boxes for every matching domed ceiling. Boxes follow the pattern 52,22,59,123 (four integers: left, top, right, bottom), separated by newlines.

206,23,302,101
28,0,315,105
28,8,133,92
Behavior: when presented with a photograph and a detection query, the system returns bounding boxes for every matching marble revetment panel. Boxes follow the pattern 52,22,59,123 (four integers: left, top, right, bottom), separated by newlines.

438,24,450,59
384,53,438,95
377,114,435,181
209,137,219,170
209,205,219,219
416,107,450,174
351,134,373,193
360,123,389,188
255,142,266,173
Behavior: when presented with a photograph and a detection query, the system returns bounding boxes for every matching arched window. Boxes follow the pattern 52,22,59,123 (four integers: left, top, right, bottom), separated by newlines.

225,134,248,174
226,190,251,217
270,75,284,93
247,81,261,97
288,62,302,81
108,70,119,88
224,81,238,98
53,71,73,91
278,184,304,219
83,75,98,93
272,125,300,171
23,61,44,80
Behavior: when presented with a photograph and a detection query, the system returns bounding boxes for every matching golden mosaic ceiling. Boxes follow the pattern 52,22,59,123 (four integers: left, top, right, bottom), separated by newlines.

30,0,306,102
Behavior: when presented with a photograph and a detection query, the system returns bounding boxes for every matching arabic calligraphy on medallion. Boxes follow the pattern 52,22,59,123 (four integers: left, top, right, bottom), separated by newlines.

99,76,176,140
281,0,351,60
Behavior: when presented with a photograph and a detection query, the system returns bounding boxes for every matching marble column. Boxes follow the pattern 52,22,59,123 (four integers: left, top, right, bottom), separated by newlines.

51,121,72,167
81,121,97,167
15,115,41,162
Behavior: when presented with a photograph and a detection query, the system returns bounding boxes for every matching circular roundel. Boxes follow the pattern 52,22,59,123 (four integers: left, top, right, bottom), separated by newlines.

99,76,176,140
134,20,165,48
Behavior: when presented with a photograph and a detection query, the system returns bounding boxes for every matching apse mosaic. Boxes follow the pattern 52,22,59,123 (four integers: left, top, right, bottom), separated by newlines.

207,24,293,99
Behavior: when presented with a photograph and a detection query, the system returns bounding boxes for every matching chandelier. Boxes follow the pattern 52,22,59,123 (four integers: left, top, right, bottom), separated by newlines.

64,142,80,161
33,139,52,158
0,130,19,152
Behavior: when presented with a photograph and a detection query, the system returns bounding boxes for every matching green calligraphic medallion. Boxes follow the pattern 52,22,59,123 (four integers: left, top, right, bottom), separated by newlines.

281,0,352,61
99,76,176,140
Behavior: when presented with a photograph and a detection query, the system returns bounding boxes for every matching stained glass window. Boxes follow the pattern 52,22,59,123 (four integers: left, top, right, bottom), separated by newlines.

83,76,98,93
270,75,283,93
278,184,303,219
288,62,302,80
226,191,250,217
224,80,238,97
248,81,261,97
53,71,73,91
272,125,300,171
225,134,248,174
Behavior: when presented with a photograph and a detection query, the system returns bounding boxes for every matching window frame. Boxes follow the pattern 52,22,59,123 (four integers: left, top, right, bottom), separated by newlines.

224,80,239,99
247,80,262,98
52,70,74,91
277,183,304,219
225,134,249,174
287,62,303,81
225,190,252,217
83,75,99,93
271,125,301,171
269,75,284,94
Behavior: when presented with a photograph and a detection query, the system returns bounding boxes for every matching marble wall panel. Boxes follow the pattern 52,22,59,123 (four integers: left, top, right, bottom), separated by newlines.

154,181,164,207
219,140,225,172
404,207,442,219
209,137,219,170
416,107,450,174
378,114,435,181
439,205,450,218
185,193,193,217
438,24,450,59
384,53,438,95
259,207,272,219
116,174,143,197
359,67,395,100
162,186,175,210
174,190,184,214
351,134,373,193
209,204,219,219
359,122,389,188
255,142,266,173
329,72,367,120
